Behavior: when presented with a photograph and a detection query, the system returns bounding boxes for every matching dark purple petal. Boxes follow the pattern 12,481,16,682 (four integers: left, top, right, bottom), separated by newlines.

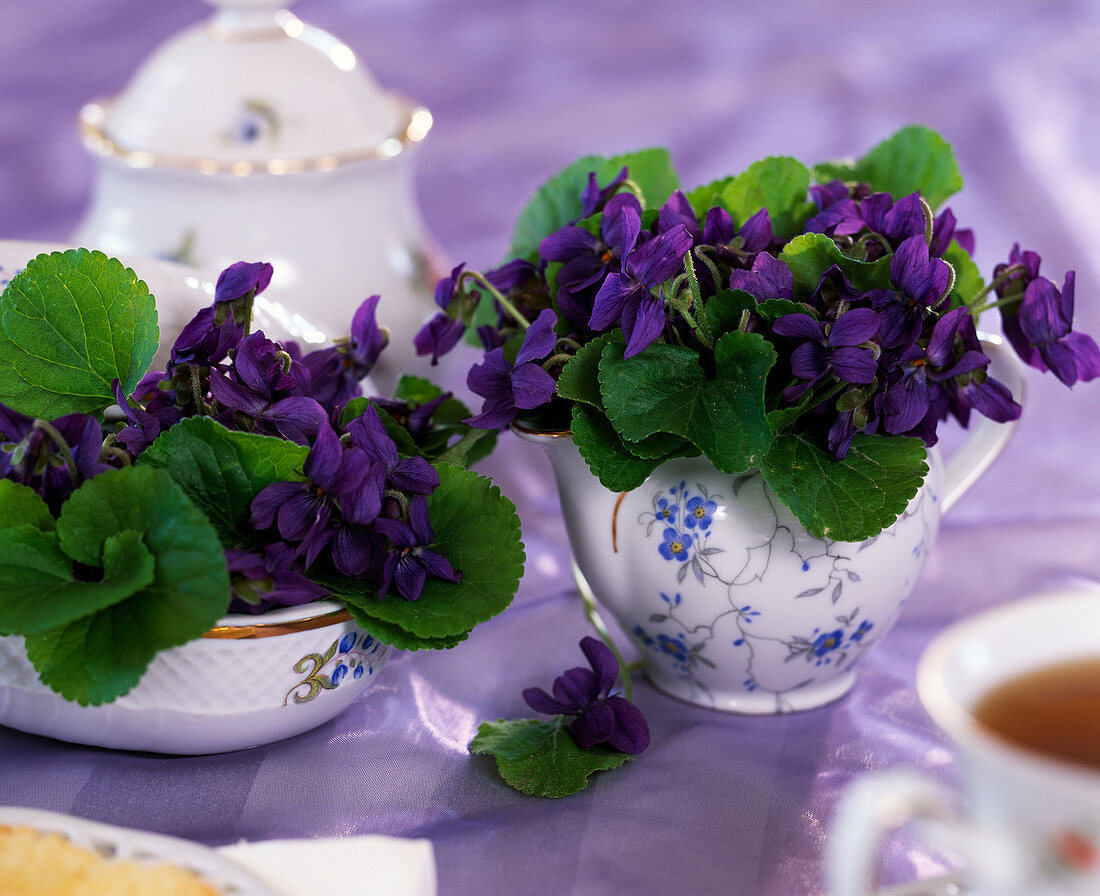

553,666,598,711
829,308,880,347
621,290,667,358
657,190,701,241
279,490,329,543
626,224,691,288
737,207,774,253
433,263,465,310
250,480,307,530
602,194,643,258
579,636,618,696
539,225,600,263
331,525,380,577
214,261,273,303
1020,276,1072,344
414,313,466,364
605,695,651,754
523,686,569,716
588,274,638,331
702,206,737,245
264,396,327,445
393,555,428,600
830,346,878,384
346,405,400,466
569,702,616,749
510,363,557,410
348,294,388,369
515,308,558,365
790,341,827,381
303,422,344,490
387,456,440,495
773,314,824,341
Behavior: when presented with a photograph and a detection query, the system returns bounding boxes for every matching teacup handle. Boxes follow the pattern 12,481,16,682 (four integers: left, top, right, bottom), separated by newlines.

939,335,1027,515
827,769,1028,896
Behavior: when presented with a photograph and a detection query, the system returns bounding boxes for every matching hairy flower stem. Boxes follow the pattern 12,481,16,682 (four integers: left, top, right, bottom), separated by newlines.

460,270,530,330
190,364,207,414
574,561,634,701
970,264,1027,312
32,419,80,485
680,250,714,348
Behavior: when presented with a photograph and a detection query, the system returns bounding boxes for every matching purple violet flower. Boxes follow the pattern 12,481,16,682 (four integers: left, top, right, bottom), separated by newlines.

540,193,643,331
250,422,379,567
466,309,558,429
300,295,389,410
170,262,274,366
580,166,628,217
373,494,461,601
226,542,329,614
773,307,881,400
414,313,467,366
208,331,327,444
346,405,440,494
859,192,928,249
871,234,953,347
0,405,109,514
522,636,650,755
588,220,693,358
728,252,795,302
1015,272,1100,386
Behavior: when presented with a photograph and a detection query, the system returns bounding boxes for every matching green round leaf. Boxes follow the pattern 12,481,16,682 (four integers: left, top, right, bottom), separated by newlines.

0,249,159,417
25,465,230,705
470,718,632,798
139,416,308,547
760,433,929,541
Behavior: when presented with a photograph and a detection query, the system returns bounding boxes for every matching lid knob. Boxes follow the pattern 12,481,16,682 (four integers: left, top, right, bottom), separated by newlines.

202,0,297,32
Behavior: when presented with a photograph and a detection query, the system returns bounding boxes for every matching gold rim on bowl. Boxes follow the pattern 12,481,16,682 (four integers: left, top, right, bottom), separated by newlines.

202,607,353,640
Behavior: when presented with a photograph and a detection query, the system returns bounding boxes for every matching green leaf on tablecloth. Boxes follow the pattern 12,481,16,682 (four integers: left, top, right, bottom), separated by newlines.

23,465,229,705
470,718,632,798
0,249,158,417
722,156,815,241
507,148,680,262
598,331,776,474
813,125,962,209
330,464,523,649
139,416,308,548
759,432,928,541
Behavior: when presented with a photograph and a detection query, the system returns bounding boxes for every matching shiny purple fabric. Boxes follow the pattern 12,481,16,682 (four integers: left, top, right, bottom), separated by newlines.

3,1,1100,893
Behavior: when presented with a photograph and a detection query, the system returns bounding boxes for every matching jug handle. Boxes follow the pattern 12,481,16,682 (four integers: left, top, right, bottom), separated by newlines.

938,334,1026,515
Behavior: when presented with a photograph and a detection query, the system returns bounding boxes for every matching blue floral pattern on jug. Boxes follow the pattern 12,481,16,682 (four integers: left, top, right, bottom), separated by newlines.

628,473,931,712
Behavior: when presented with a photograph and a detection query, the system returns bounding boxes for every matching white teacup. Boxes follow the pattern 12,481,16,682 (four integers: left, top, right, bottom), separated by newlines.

828,587,1100,896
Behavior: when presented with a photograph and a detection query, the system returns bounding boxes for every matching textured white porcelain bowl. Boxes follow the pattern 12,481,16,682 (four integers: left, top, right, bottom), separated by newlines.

0,601,389,754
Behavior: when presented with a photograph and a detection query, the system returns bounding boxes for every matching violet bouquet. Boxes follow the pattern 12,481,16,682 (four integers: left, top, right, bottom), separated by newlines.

418,125,1100,542
0,249,523,706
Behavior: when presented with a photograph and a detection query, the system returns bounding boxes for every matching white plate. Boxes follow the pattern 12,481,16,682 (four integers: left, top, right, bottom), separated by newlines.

0,806,282,895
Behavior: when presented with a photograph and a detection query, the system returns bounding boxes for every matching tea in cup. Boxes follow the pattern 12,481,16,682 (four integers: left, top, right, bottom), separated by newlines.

828,586,1100,896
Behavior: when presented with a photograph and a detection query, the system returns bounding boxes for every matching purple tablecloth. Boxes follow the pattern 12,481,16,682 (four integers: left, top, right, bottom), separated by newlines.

2,1,1100,893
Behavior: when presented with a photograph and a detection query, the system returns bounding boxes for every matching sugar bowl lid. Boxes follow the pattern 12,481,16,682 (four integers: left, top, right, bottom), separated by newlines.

80,0,432,174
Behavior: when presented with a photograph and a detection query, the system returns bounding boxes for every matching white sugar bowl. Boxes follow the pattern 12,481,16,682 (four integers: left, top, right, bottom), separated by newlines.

75,0,442,364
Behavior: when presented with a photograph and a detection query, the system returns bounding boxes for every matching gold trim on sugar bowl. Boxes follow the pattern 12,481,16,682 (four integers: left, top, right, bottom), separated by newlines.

78,98,433,176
